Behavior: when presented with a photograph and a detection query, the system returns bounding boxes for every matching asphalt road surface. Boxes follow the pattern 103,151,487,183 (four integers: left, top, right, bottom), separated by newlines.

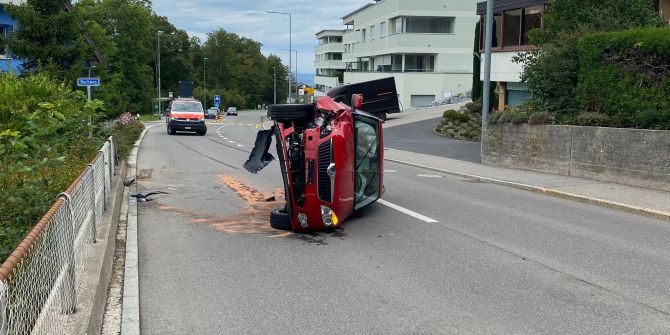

137,111,670,334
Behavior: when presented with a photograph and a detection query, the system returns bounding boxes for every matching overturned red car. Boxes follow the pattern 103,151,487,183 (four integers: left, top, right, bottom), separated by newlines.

244,77,400,231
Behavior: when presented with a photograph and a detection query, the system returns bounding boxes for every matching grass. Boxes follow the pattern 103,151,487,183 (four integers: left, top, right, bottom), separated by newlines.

139,113,162,122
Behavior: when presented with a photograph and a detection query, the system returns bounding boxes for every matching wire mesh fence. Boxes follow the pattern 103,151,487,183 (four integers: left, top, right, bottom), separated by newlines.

0,137,117,335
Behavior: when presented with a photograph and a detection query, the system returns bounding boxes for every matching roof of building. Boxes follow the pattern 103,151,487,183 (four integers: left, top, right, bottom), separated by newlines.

341,3,375,21
476,0,548,15
315,29,347,37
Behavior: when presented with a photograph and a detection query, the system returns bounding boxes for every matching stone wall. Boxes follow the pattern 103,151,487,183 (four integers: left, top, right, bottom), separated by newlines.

482,124,670,192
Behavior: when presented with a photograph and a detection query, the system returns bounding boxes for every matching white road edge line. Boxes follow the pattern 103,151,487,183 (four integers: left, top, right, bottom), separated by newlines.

377,199,438,223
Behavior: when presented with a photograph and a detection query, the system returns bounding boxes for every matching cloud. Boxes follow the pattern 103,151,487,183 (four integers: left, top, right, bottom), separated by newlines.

153,0,366,74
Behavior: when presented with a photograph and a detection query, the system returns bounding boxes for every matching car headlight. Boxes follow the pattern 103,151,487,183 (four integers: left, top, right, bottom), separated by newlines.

320,206,339,227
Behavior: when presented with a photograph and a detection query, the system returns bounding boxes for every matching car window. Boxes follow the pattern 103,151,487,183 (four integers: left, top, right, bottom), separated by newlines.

171,101,203,113
353,115,381,210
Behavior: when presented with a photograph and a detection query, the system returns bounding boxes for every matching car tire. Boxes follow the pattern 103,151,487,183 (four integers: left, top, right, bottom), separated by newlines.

267,104,314,122
198,129,207,136
270,207,291,230
167,127,175,135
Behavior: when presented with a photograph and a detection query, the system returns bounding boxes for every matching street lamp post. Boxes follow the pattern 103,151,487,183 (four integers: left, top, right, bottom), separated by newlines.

266,10,291,103
280,48,299,99
203,57,208,110
481,0,494,162
272,66,277,104
157,30,164,116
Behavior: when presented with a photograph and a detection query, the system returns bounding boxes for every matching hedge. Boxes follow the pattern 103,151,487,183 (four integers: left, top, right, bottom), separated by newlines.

577,27,670,129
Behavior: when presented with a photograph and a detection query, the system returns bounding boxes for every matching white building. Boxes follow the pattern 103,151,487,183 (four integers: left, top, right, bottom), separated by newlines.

314,30,346,94
317,0,478,108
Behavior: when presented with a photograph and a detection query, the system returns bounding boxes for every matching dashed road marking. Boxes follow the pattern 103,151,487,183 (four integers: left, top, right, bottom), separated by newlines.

377,199,438,223
384,169,399,173
417,174,444,178
237,144,243,147
228,141,234,143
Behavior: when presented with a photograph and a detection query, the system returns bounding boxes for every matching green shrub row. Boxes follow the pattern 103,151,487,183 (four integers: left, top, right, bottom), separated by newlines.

435,102,483,141
576,27,670,129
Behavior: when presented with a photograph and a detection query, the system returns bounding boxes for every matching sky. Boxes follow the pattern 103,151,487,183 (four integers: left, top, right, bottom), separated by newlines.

152,0,367,76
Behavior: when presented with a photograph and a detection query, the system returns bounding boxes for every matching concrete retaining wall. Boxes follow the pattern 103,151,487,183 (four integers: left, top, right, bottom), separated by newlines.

483,124,670,192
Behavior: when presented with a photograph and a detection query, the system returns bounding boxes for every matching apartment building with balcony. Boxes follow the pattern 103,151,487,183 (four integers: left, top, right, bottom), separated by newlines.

314,29,346,93
326,0,477,108
0,0,24,72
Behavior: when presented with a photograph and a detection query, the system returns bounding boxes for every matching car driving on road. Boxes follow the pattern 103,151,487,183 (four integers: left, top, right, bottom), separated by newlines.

245,78,398,231
166,98,207,135
206,107,219,119
226,107,238,116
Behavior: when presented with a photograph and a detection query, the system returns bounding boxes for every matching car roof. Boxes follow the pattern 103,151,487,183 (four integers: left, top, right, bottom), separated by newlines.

173,98,202,103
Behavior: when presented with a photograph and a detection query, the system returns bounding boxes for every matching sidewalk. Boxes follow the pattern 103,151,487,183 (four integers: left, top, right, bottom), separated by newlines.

385,148,670,220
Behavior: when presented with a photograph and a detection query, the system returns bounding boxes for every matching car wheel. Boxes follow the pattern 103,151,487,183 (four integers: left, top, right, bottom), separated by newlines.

270,207,291,230
199,129,207,136
267,104,314,122
167,127,175,135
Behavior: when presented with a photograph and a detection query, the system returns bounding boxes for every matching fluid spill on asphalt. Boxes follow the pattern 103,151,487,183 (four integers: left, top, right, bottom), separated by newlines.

137,169,153,180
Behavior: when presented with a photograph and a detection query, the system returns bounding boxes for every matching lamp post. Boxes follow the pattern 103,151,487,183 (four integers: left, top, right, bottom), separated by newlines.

481,0,494,162
87,65,96,101
280,48,298,98
203,57,208,109
157,30,164,116
272,66,277,104
266,10,291,103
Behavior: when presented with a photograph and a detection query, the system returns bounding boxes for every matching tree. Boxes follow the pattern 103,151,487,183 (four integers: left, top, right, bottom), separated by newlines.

516,0,663,116
471,22,482,101
0,0,90,82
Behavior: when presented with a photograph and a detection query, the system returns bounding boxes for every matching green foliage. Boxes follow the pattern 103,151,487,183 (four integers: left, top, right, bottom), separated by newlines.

515,0,664,126
437,109,481,141
528,112,555,125
576,27,670,129
571,112,613,126
0,73,104,260
489,106,529,125
462,100,483,115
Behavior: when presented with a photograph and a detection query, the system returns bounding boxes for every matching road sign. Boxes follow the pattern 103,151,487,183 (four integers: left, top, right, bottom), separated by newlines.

214,95,221,108
77,77,101,87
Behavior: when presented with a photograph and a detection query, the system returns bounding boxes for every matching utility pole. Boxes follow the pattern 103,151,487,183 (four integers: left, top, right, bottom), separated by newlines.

157,31,164,116
203,57,208,109
273,66,277,104
481,0,494,162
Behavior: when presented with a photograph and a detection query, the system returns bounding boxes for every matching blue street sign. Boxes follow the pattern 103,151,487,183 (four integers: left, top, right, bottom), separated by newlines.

77,77,101,87
213,95,221,104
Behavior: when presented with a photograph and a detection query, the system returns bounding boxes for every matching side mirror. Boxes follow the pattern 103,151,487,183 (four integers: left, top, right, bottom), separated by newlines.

351,94,363,109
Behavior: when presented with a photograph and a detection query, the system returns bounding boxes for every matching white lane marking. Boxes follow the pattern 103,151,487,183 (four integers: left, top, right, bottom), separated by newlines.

417,174,444,178
237,144,243,147
247,123,253,126
384,169,399,173
223,137,228,140
228,141,234,143
377,199,438,223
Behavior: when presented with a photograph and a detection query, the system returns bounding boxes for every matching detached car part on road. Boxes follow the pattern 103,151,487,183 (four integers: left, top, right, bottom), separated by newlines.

245,77,399,231
166,98,207,135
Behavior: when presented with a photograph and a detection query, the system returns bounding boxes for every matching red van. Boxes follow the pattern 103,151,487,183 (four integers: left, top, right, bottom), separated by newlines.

245,78,399,231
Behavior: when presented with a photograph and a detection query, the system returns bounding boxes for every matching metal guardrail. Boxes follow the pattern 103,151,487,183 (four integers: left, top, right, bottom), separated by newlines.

0,137,116,335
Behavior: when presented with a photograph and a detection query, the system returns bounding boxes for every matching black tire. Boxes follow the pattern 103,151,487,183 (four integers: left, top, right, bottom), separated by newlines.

267,104,314,122
270,207,291,230
167,127,175,135
199,129,207,136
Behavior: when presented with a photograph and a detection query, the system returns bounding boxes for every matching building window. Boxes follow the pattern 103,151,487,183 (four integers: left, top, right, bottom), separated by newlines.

390,17,455,34
503,9,522,47
522,5,543,44
392,54,403,71
380,22,386,38
370,25,376,40
404,54,435,72
332,53,342,60
362,29,367,42
0,25,8,58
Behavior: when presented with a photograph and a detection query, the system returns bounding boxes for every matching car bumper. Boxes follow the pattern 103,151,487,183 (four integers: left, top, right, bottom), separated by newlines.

168,121,206,131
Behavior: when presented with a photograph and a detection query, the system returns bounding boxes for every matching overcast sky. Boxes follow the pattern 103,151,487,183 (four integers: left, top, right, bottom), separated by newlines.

153,0,367,75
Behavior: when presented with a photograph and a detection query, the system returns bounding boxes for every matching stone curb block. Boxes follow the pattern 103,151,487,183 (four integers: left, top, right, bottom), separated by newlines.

385,157,670,222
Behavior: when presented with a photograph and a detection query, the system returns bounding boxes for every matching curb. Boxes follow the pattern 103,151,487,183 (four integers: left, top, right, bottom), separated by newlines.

121,124,157,335
385,157,670,221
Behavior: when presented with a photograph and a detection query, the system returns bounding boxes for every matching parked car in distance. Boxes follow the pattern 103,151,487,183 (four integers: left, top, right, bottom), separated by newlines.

166,98,207,136
244,77,399,232
226,107,238,116
206,107,219,119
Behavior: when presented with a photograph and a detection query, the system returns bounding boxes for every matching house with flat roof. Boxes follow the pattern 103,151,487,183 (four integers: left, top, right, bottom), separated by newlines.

0,0,24,72
316,0,478,108
314,29,346,93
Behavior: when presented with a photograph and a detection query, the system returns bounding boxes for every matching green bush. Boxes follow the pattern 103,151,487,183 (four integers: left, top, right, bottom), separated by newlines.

436,109,481,141
442,110,471,123
572,112,613,127
528,112,555,125
577,27,670,129
0,73,143,262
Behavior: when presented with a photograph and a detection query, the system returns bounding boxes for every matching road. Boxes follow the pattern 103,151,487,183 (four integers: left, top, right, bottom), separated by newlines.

137,110,670,334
